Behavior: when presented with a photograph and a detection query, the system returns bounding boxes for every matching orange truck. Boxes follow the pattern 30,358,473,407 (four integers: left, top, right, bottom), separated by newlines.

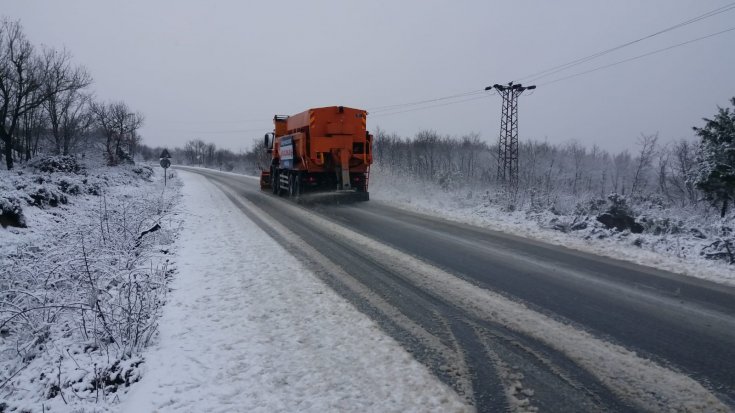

260,106,373,201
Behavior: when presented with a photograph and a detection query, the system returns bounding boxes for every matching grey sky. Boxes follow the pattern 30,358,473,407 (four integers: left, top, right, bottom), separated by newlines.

4,0,735,153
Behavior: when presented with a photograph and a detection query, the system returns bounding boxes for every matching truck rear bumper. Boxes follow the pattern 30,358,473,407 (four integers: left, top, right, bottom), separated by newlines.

295,190,369,205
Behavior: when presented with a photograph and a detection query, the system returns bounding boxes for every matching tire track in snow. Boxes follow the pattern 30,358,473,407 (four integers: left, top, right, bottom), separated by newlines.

209,179,477,403
207,176,728,412
191,168,729,412
125,171,470,412
206,178,618,411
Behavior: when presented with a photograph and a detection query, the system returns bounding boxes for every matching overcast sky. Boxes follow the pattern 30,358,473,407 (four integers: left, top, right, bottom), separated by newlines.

4,0,735,153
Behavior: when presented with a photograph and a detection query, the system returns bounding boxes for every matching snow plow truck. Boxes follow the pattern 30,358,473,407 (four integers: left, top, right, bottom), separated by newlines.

260,106,373,202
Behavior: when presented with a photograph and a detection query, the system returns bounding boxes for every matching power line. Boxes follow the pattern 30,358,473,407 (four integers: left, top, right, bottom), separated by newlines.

367,89,485,113
540,25,735,86
367,4,735,119
160,5,735,132
162,127,271,134
516,2,735,83
150,4,735,135
159,91,490,127
371,94,493,118
156,116,272,125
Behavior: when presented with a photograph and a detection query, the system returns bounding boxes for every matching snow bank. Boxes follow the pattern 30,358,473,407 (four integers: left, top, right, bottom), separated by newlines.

252,185,727,412
369,166,735,286
1,156,180,412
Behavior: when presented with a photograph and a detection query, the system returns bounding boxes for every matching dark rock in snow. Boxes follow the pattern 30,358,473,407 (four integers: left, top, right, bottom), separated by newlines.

571,221,588,231
690,228,707,239
0,196,27,228
552,222,569,233
596,212,644,233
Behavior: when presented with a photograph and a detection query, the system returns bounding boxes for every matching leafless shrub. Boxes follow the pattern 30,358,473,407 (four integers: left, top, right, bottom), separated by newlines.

0,169,181,406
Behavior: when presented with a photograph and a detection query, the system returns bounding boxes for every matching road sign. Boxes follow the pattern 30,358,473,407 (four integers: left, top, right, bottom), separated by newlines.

160,158,171,186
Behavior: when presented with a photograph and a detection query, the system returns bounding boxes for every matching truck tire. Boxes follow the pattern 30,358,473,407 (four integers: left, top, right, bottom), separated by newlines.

271,170,279,195
289,173,301,197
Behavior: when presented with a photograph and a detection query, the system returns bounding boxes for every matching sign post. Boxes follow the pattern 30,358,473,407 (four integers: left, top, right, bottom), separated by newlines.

160,149,172,186
160,157,171,186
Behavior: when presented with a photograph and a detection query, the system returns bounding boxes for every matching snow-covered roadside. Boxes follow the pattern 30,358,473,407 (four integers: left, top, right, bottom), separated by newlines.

369,167,735,287
122,171,469,413
1,157,181,412
183,165,735,286
257,195,728,411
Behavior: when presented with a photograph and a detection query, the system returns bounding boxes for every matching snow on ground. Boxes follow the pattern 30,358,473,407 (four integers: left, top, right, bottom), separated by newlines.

369,166,735,287
1,156,180,412
122,170,469,413
262,198,727,411
7,159,729,411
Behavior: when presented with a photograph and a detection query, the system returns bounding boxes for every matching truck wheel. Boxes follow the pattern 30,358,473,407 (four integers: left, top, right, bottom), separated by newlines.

288,174,296,197
271,170,279,195
277,175,284,196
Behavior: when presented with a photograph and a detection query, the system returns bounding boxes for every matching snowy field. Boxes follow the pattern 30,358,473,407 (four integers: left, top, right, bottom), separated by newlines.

369,166,735,287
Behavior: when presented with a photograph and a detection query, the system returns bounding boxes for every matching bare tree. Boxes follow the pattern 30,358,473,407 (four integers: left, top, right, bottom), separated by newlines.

669,139,699,206
0,20,44,169
182,139,207,165
204,143,216,166
459,133,481,180
657,143,673,202
183,140,197,164
42,48,93,155
414,130,440,179
612,150,631,195
90,100,144,165
0,20,89,169
19,94,48,160
128,129,142,160
630,133,658,196
569,140,586,195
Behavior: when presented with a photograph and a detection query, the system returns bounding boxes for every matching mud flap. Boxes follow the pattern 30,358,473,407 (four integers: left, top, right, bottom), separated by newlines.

338,149,351,190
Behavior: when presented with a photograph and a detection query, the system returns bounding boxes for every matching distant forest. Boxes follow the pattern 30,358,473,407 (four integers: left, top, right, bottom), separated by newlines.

145,97,733,219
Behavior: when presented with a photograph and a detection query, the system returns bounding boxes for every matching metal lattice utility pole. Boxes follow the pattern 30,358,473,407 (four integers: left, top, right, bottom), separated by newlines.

485,82,536,188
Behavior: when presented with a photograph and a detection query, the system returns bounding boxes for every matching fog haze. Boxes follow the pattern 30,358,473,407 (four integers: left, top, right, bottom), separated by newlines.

5,0,735,153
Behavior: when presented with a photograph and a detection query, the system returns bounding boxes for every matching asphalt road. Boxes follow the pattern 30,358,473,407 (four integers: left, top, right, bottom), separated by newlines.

180,167,735,412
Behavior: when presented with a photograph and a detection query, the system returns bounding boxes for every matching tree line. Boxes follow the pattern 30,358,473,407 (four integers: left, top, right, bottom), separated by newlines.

374,130,692,203
373,97,735,217
148,98,734,218
137,137,270,174
0,18,144,170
